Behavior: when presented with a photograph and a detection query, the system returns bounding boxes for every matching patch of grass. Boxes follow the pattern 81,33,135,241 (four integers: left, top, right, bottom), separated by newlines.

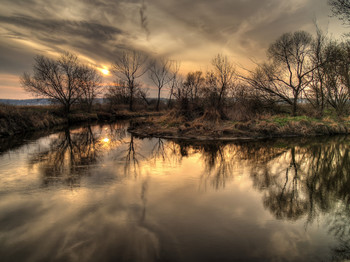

271,115,320,127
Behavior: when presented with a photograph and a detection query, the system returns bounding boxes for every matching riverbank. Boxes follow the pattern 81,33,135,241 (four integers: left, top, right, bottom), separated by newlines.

0,104,161,137
128,112,350,141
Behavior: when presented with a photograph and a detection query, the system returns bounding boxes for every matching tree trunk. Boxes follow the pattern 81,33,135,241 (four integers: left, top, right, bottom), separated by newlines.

64,103,71,117
129,87,134,111
292,95,298,116
167,88,173,108
156,87,161,111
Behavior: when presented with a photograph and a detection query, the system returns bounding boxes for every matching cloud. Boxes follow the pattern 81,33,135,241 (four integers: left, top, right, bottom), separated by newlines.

0,15,124,42
0,0,346,98
139,0,150,39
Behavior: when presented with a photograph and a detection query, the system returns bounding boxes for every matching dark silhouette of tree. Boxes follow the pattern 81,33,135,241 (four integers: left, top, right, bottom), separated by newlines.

183,71,204,103
245,31,315,116
148,57,172,111
105,80,131,107
167,61,181,108
78,65,103,112
21,52,84,115
138,87,151,106
210,54,236,111
323,41,350,115
329,0,350,24
111,50,148,111
174,71,203,115
305,28,328,117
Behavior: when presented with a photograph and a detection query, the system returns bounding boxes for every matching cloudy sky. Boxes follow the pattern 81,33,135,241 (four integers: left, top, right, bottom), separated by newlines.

0,0,347,99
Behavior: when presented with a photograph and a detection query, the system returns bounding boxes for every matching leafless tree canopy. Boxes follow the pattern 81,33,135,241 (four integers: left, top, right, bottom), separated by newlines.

111,50,148,111
148,57,172,111
245,31,315,116
78,65,103,112
21,52,101,115
167,61,181,108
183,71,204,103
323,41,350,115
329,0,350,24
211,54,236,104
305,28,328,116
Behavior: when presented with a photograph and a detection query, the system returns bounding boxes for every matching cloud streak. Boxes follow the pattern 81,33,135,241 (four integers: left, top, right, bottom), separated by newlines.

140,0,150,39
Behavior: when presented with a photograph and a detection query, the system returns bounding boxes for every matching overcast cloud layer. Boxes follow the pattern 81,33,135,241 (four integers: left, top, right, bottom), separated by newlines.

0,0,347,98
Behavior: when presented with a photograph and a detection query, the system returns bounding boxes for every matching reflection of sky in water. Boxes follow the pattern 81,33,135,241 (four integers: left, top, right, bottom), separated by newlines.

0,124,349,262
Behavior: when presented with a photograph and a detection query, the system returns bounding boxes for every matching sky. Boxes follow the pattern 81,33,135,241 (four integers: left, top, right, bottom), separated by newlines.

0,0,348,99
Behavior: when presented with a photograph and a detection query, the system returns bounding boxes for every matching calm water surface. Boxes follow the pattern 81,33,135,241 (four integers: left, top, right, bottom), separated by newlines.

0,122,349,262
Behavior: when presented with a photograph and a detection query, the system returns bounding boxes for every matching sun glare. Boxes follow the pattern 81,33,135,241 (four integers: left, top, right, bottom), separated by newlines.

100,68,109,75
102,138,110,143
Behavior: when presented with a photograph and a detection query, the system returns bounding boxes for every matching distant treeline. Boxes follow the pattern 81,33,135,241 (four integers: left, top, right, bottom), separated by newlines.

0,98,107,106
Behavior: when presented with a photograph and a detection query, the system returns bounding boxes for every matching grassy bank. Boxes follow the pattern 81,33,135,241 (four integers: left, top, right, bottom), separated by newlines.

0,104,161,137
128,111,350,141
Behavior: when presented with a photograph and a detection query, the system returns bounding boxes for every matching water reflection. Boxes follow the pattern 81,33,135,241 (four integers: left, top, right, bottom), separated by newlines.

28,123,127,186
148,136,350,260
1,124,350,261
247,136,350,260
33,128,348,225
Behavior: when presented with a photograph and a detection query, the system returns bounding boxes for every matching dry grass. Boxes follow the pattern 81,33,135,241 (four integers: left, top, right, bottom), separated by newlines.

129,112,350,140
0,104,162,137
0,104,66,136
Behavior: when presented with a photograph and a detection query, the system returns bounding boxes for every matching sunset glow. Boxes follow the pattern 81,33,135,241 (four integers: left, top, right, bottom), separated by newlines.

100,68,110,75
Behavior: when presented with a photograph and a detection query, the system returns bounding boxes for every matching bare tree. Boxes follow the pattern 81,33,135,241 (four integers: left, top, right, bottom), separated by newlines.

324,41,350,115
243,63,291,105
183,71,204,103
329,0,350,24
148,57,172,111
305,28,328,116
111,50,148,111
174,77,192,114
198,55,235,117
137,87,151,106
78,65,103,112
105,80,130,107
167,61,181,108
21,52,83,115
245,31,315,116
211,54,236,108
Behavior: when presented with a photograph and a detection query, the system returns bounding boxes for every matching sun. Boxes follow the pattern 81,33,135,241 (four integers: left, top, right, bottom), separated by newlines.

98,66,110,75
101,68,110,75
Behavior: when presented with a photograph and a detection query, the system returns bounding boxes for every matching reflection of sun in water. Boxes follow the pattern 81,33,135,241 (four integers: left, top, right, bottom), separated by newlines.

100,137,111,149
102,138,110,143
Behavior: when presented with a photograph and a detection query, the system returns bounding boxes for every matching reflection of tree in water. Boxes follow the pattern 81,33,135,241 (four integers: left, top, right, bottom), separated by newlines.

250,147,309,220
198,142,235,189
149,139,185,167
329,207,350,261
152,136,350,260
29,124,126,186
248,136,350,261
169,140,286,190
122,135,144,178
146,139,285,190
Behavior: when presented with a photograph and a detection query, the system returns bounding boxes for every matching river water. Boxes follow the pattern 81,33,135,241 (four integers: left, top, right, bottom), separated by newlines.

0,122,349,262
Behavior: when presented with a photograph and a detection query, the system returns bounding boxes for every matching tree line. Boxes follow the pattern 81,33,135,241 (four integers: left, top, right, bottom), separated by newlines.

20,29,350,119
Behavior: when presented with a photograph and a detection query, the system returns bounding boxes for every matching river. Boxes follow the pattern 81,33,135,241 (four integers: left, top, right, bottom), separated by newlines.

0,122,349,262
